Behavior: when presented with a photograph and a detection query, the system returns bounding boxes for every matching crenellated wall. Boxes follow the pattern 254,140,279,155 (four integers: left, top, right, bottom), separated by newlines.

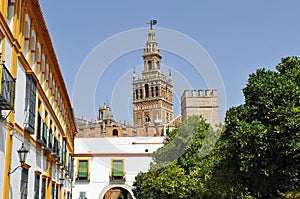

181,89,219,127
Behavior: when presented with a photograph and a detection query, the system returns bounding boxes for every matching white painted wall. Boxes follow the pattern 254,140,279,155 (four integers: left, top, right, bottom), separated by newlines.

0,122,7,197
14,61,26,126
4,38,12,71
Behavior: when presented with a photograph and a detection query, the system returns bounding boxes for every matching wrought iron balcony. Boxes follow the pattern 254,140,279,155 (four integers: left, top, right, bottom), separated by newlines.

109,171,126,184
0,56,15,110
75,172,90,182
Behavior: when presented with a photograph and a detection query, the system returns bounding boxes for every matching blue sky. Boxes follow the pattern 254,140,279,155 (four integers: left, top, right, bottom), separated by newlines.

40,1,300,123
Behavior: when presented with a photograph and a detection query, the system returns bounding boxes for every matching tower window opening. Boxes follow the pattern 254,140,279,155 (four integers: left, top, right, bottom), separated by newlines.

155,86,159,96
135,89,138,99
156,61,160,69
145,84,149,98
145,115,150,123
148,60,152,70
151,87,154,97
139,89,143,99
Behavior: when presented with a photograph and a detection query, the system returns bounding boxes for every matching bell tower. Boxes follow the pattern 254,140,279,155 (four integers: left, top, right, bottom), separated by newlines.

132,20,174,127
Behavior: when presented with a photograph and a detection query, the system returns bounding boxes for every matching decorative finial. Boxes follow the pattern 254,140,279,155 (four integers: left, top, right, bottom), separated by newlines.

133,66,136,80
149,19,157,30
169,69,172,77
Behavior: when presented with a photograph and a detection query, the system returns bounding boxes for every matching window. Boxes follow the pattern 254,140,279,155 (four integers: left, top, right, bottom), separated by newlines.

145,84,149,98
156,61,160,69
139,89,142,99
24,74,37,134
37,119,48,147
23,18,30,58
53,136,58,157
77,160,89,180
20,168,29,199
111,159,124,181
62,138,66,167
68,154,72,177
145,115,150,123
155,86,159,96
48,128,53,150
148,60,152,70
151,87,154,97
7,0,14,28
0,51,16,110
51,182,55,199
30,30,36,68
55,185,59,199
135,89,138,100
56,138,61,164
41,177,46,199
36,112,44,145
34,173,40,199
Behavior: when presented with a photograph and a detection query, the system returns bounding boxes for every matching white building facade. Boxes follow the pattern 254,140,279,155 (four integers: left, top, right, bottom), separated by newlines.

73,137,164,199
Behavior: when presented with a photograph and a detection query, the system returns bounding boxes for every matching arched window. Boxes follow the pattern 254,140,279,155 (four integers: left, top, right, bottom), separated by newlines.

113,129,118,136
145,115,150,123
139,89,143,99
148,60,152,70
24,20,30,58
135,89,138,99
7,0,15,27
151,87,154,97
155,86,159,96
156,61,160,69
30,30,36,68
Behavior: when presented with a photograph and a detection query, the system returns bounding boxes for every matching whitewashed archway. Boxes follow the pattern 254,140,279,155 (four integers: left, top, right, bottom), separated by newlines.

98,184,136,199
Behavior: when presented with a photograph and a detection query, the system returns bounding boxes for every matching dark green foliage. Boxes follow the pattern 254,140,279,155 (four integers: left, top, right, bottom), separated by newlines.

133,116,221,199
212,57,300,198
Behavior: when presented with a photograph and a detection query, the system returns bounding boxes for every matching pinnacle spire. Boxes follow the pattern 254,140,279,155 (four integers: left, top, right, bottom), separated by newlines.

144,20,159,54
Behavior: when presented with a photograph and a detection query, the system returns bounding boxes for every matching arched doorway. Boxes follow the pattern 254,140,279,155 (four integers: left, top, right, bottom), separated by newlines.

99,184,135,199
113,129,118,136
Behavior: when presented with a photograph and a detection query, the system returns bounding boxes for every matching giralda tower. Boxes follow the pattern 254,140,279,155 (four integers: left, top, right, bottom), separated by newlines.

132,20,174,127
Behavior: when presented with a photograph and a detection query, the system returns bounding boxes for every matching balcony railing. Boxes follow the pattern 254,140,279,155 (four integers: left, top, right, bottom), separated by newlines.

0,59,15,110
109,171,126,184
75,172,90,182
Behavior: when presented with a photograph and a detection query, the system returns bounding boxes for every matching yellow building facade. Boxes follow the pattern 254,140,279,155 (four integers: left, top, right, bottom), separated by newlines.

0,0,76,198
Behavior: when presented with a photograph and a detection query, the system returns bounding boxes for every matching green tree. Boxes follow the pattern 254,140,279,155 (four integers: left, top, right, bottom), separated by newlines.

210,57,300,198
133,116,221,198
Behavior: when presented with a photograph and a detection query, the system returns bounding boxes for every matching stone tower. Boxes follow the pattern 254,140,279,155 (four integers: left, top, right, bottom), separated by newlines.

181,89,220,127
132,21,174,127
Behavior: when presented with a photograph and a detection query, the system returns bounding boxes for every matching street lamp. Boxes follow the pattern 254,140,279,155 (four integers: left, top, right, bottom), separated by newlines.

8,143,29,175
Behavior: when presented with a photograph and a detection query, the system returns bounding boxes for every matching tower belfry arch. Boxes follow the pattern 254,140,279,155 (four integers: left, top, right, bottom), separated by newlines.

132,20,174,127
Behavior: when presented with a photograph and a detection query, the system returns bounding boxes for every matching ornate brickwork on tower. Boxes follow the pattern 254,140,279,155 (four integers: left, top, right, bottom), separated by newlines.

132,22,174,127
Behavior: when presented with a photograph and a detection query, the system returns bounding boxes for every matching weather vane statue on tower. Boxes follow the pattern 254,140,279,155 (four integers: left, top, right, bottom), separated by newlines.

149,19,157,30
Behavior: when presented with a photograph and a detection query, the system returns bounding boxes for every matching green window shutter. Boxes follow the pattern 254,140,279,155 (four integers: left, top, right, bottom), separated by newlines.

24,74,36,134
78,161,88,178
113,160,123,177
